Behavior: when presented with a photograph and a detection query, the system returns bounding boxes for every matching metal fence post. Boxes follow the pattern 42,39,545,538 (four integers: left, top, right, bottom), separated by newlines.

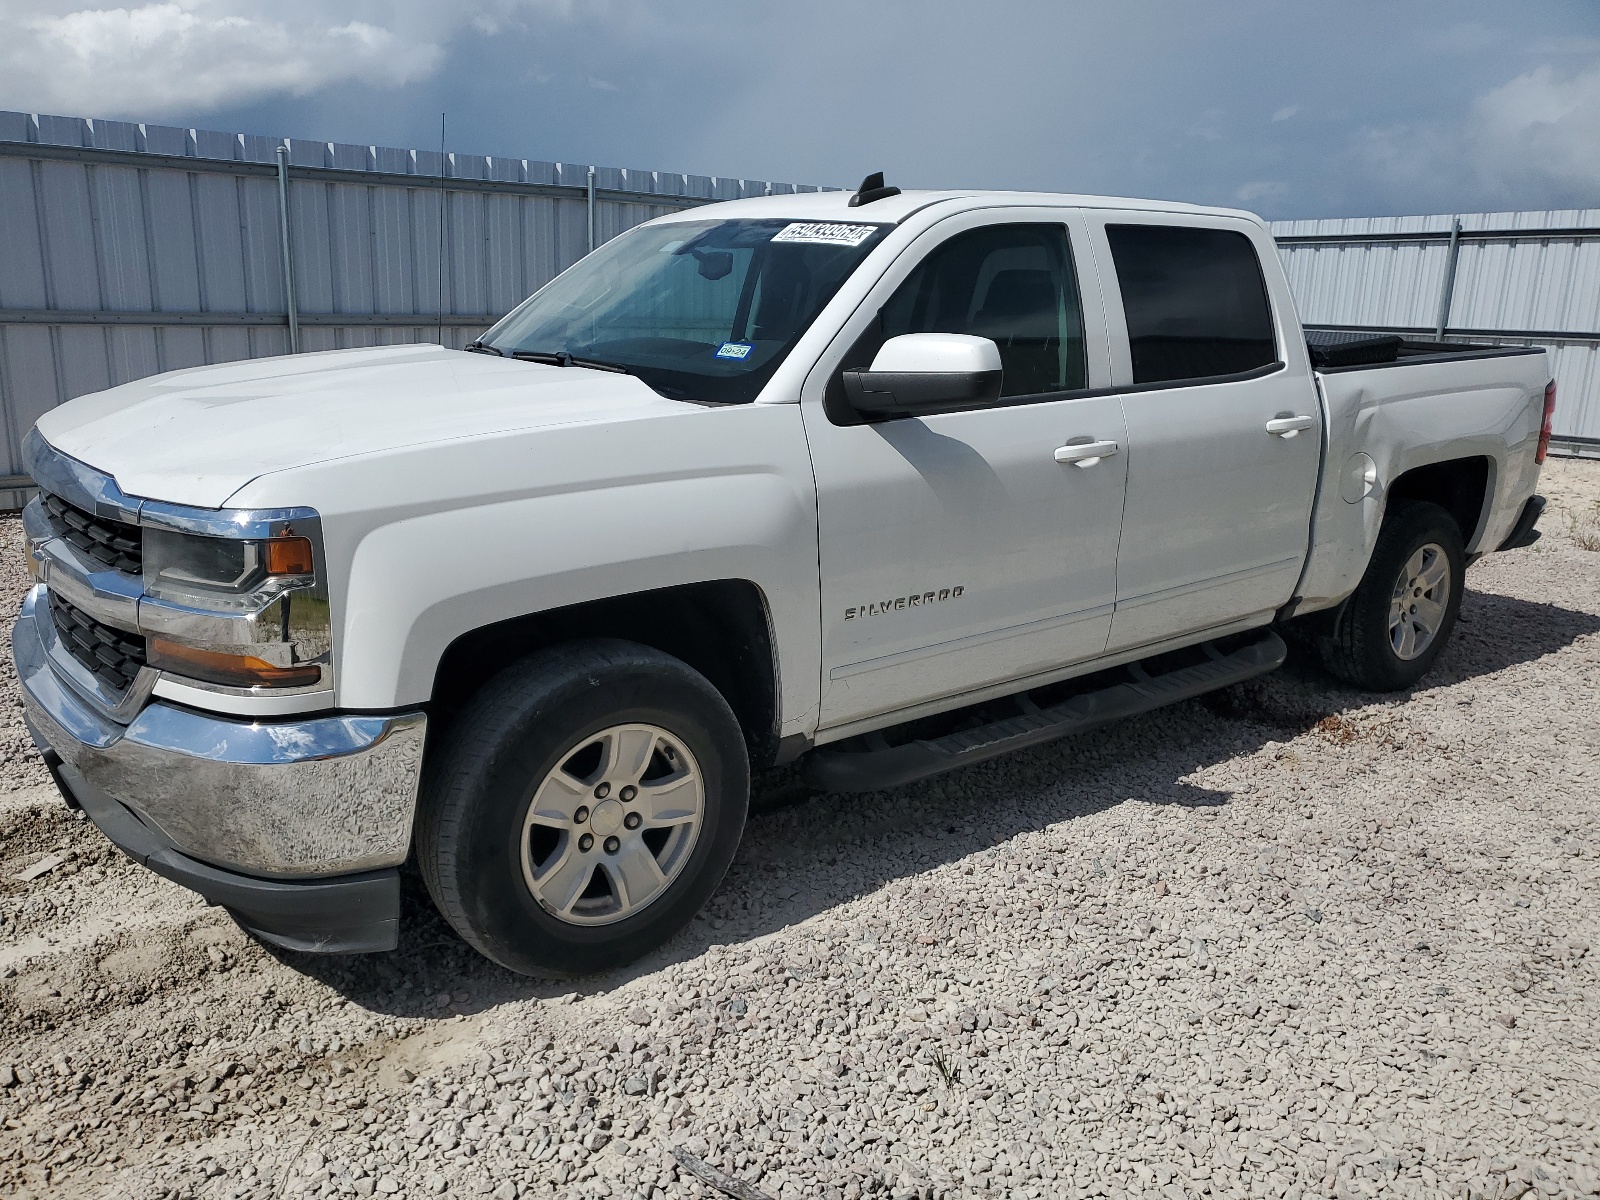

587,166,596,254
1434,218,1463,341
274,145,300,354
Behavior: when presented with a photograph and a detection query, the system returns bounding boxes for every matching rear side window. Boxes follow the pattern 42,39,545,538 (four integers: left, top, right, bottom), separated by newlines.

1105,225,1276,385
880,224,1087,398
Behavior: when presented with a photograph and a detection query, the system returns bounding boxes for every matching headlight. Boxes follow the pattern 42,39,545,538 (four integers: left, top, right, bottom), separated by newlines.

141,525,330,691
143,529,313,608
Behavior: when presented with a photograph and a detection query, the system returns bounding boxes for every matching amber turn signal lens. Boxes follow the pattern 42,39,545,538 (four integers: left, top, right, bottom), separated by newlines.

148,638,321,689
265,536,315,576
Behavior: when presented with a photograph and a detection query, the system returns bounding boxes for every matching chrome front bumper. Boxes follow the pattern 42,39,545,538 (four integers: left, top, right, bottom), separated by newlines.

14,587,426,952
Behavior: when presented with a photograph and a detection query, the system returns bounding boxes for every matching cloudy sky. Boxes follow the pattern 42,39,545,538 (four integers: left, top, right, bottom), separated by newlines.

1,0,1597,219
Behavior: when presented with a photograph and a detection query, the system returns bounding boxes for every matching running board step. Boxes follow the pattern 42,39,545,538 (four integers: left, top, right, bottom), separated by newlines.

802,629,1287,793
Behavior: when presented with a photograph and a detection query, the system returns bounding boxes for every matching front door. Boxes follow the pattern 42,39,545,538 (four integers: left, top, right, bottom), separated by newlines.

802,213,1130,729
1084,216,1323,652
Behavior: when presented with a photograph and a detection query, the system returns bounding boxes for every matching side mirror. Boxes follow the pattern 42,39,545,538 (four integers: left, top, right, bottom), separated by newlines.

842,334,1003,417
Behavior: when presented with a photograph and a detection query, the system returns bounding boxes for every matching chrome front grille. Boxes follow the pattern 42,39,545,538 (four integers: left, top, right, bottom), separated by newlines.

41,491,142,573
49,592,147,693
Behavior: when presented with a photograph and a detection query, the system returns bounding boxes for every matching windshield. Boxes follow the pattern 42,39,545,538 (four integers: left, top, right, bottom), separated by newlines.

482,218,891,404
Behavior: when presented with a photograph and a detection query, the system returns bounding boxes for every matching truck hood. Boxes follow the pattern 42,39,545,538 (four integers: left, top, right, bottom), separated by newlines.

34,345,690,509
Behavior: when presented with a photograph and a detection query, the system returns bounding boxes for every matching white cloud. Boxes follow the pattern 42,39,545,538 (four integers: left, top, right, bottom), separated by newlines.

1270,105,1298,123
1472,61,1600,192
1353,58,1600,209
1235,180,1287,206
0,0,570,118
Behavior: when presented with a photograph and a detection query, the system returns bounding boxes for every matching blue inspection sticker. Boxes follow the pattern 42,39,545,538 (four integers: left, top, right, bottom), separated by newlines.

715,342,753,360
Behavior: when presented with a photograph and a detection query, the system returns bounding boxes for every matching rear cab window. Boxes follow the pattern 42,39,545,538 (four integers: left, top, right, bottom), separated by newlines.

1104,224,1278,385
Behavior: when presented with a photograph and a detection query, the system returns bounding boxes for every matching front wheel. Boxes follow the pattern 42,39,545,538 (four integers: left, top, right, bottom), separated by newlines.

416,640,749,976
1317,500,1466,691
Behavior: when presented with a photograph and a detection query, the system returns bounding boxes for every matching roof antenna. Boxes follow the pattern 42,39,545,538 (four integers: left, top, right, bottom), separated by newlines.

849,171,901,208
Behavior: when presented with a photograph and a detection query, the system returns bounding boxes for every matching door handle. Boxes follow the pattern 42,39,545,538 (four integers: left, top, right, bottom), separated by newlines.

1054,439,1120,467
1265,414,1317,437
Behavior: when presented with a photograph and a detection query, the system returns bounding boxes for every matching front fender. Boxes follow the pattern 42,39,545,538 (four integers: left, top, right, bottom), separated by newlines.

339,470,817,718
222,401,824,739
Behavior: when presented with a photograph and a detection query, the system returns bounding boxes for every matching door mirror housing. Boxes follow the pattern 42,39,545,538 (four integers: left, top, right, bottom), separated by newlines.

842,333,1003,417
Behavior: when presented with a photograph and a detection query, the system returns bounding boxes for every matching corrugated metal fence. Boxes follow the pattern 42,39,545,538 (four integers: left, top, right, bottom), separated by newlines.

0,109,832,505
3,109,1595,510
1270,210,1600,455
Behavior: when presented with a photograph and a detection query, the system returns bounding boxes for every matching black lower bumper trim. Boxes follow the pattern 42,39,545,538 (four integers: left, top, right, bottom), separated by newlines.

51,758,399,954
1498,494,1545,551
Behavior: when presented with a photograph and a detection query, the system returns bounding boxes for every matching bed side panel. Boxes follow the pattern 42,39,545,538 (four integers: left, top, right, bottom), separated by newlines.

1294,351,1548,613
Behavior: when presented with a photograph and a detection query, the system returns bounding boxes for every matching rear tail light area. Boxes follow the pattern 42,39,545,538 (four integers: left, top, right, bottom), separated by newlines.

1536,379,1557,464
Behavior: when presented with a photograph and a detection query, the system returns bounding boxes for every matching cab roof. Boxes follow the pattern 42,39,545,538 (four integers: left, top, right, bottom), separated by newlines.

651,189,1262,227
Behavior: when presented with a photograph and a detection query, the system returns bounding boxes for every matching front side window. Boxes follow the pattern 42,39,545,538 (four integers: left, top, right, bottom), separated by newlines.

880,224,1087,398
483,218,890,404
1105,224,1276,385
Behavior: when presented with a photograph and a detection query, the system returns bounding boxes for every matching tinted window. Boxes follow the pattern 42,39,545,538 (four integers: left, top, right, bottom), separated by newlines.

881,224,1086,398
1106,225,1276,384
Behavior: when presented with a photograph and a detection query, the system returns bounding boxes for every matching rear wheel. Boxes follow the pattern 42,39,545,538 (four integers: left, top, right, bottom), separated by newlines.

416,640,749,976
1317,500,1465,691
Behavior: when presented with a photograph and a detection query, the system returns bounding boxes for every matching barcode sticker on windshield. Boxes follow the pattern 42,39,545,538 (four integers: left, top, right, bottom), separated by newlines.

771,222,878,247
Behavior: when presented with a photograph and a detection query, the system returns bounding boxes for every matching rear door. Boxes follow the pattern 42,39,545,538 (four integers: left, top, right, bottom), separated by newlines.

801,210,1129,729
1082,215,1322,652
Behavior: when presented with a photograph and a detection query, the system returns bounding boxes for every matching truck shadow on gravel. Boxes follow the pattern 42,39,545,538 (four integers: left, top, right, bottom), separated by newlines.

273,587,1599,1017
1423,585,1600,687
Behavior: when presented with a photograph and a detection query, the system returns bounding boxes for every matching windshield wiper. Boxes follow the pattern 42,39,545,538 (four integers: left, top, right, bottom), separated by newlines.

509,350,630,374
464,340,504,356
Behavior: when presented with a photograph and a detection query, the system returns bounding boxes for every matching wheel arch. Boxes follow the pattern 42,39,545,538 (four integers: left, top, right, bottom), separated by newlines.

1287,452,1490,626
1385,455,1492,548
428,579,783,768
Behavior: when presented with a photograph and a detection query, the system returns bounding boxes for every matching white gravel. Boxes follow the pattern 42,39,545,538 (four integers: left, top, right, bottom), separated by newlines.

3,458,1600,1200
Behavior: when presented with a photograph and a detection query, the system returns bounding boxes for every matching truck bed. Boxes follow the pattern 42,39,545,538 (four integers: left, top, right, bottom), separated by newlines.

1306,325,1548,373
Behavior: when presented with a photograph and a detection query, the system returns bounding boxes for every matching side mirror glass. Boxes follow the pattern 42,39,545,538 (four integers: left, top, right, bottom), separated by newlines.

842,333,1003,417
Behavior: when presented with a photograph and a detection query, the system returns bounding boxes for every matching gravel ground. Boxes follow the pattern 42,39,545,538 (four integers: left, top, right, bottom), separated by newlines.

3,459,1600,1200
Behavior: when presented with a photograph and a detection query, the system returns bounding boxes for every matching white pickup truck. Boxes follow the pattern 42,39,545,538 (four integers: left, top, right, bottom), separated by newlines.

15,176,1554,975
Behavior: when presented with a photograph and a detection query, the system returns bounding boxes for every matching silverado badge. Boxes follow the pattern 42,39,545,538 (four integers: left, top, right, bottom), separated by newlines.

845,586,965,620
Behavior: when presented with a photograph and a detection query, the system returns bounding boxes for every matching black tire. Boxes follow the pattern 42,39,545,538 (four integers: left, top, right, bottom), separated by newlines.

1318,500,1465,692
416,639,749,976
